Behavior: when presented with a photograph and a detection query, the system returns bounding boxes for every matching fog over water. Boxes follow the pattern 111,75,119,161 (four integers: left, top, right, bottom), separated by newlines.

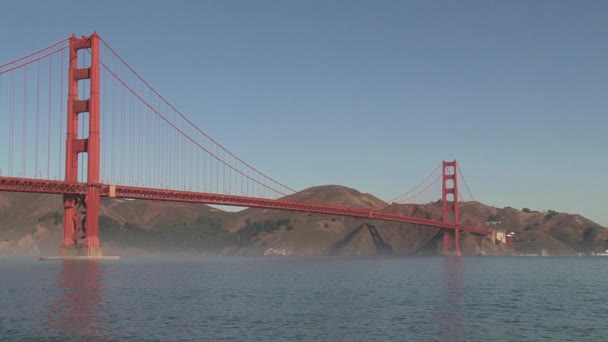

1,256,607,341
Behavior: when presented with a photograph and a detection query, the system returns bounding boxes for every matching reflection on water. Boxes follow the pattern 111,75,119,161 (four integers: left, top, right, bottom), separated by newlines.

439,257,464,341
48,261,106,340
0,257,603,340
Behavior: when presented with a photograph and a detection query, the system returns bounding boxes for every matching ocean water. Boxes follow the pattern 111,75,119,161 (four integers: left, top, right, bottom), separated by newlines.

0,256,607,341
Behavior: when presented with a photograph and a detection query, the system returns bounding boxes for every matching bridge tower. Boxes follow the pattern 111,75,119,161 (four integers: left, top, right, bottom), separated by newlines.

442,160,460,256
61,33,102,257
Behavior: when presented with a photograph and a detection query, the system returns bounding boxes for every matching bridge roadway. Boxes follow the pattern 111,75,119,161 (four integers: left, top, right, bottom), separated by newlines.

0,176,493,235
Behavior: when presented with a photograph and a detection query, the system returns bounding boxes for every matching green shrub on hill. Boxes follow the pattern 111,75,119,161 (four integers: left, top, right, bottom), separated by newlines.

237,218,292,246
38,212,63,225
545,210,559,220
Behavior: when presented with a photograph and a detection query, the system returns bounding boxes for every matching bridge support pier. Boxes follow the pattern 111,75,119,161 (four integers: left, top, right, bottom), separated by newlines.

455,228,461,256
59,246,102,258
442,229,462,256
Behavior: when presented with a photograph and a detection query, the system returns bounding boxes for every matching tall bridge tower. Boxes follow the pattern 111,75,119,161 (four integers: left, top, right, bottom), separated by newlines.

61,34,102,257
442,160,460,256
0,33,494,258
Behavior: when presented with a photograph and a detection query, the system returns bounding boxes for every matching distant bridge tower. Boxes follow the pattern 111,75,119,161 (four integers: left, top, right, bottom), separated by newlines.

61,34,102,257
442,160,460,256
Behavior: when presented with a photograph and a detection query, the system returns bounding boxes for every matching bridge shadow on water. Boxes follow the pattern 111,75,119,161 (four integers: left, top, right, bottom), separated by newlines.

330,223,393,256
47,261,109,340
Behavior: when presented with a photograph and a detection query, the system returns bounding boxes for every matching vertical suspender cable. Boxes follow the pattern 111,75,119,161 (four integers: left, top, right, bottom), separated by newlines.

23,65,28,177
111,57,116,183
101,51,106,182
80,52,84,182
59,50,64,180
0,71,2,174
47,56,52,179
35,61,40,177
9,70,14,176
121,85,125,183
129,75,134,184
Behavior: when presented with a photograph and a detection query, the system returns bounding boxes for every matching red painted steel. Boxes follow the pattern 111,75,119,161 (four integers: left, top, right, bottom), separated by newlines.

85,33,101,253
63,35,79,249
98,36,296,195
442,160,461,255
0,33,494,258
62,34,102,255
0,176,493,236
0,177,88,193
0,37,68,70
388,163,442,204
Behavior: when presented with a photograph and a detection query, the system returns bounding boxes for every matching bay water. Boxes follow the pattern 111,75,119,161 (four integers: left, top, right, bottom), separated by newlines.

1,256,607,341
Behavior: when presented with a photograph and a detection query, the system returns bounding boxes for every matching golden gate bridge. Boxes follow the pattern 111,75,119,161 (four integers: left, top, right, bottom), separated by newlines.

0,33,492,258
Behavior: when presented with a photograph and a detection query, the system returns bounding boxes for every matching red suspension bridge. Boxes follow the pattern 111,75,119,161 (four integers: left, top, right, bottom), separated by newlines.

0,33,492,257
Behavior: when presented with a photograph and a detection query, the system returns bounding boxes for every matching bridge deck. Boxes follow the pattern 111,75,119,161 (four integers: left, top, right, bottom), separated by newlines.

0,176,492,235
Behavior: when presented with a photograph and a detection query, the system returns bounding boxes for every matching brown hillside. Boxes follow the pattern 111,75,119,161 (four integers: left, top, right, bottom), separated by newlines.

223,185,386,233
282,185,387,209
1,187,606,256
0,192,222,256
465,204,608,254
100,198,224,229
226,186,454,256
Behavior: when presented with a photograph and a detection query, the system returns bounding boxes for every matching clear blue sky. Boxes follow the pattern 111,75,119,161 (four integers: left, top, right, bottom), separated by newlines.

1,1,607,225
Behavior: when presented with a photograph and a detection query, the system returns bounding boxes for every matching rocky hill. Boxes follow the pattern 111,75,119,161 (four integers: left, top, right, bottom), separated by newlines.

0,186,606,257
457,203,608,255
0,192,227,256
